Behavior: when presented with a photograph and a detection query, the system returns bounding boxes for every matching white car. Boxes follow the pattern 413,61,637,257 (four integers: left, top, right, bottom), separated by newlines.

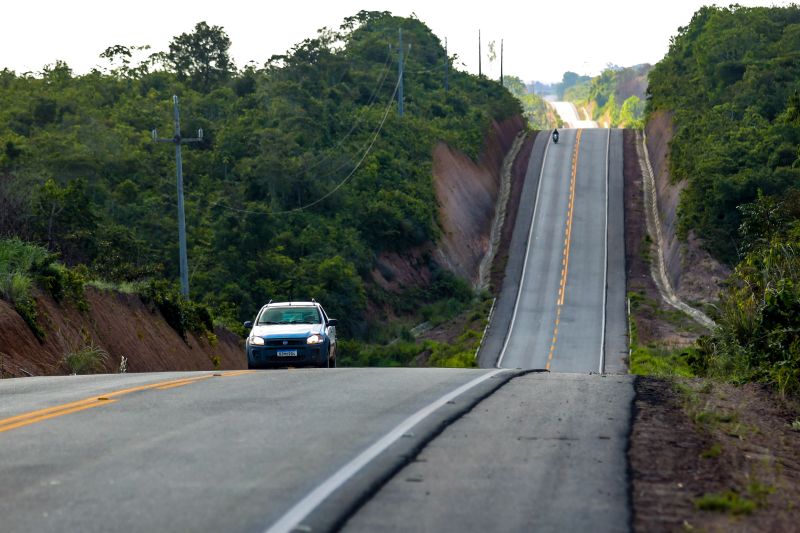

244,301,337,368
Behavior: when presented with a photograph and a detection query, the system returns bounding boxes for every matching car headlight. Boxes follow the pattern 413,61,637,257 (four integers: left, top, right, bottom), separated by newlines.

307,334,324,344
249,336,265,346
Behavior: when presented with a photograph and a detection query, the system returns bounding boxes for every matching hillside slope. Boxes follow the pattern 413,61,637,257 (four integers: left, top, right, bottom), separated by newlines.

0,288,244,378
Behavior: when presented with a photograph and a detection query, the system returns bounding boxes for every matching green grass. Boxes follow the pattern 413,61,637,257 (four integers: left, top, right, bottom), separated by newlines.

86,279,142,294
695,490,757,515
701,443,723,459
630,343,696,377
695,482,775,515
63,345,110,375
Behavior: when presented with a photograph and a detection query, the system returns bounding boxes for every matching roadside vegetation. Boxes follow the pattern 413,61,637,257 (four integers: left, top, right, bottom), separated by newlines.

628,7,800,526
0,11,522,366
640,4,800,397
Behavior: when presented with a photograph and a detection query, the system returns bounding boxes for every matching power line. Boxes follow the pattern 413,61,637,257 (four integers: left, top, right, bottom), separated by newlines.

295,48,394,175
201,76,401,217
153,52,395,212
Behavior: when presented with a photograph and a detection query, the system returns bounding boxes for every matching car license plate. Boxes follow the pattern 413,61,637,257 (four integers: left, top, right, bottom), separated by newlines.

276,349,297,357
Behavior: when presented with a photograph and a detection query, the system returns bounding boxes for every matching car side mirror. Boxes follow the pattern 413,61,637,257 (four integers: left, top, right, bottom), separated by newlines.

327,319,338,327
243,321,253,329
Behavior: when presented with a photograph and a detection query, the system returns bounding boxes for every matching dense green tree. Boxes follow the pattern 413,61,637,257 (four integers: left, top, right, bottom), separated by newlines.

647,4,800,262
0,12,520,340
168,21,234,92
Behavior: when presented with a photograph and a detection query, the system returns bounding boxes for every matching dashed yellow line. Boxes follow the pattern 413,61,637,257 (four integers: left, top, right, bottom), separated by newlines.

547,129,583,370
0,370,254,434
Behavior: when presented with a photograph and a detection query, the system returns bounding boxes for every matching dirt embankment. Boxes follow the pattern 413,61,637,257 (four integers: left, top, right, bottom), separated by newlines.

624,130,703,345
0,288,245,378
645,111,730,305
431,115,526,287
370,115,525,295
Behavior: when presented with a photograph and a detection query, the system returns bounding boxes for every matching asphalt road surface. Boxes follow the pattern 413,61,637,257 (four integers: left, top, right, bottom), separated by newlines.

551,101,599,128
483,128,626,373
1,129,633,532
0,369,514,532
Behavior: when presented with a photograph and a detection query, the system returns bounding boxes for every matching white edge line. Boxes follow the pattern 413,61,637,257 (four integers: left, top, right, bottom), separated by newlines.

599,128,611,374
495,131,552,368
265,369,506,533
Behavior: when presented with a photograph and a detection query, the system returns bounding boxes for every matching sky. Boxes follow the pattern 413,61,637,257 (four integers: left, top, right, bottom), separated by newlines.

1,0,796,83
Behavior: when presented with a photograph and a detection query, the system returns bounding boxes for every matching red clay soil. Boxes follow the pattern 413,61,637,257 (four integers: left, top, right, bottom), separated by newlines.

623,129,704,346
419,130,536,347
630,377,800,532
432,115,525,286
0,287,245,378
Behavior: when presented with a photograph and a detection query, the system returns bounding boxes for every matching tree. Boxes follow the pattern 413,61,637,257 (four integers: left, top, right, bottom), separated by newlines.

168,21,234,92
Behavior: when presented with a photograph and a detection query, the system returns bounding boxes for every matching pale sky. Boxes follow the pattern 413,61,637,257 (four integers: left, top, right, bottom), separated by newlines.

1,0,795,83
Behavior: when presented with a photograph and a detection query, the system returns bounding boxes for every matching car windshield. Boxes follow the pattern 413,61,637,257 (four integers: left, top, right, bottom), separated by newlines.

257,306,320,325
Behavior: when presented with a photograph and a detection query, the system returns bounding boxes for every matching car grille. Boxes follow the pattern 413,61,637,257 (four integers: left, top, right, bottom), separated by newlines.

265,339,305,347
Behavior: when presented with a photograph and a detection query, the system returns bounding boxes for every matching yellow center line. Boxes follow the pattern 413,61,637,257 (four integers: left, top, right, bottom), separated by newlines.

547,129,582,370
0,370,254,434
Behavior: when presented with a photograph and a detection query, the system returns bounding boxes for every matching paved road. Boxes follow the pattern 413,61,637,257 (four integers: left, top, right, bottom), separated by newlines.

344,372,634,533
486,128,625,373
551,101,598,128
0,129,632,532
0,369,511,532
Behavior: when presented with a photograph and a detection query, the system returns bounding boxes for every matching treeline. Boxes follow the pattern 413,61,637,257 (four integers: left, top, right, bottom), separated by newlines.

647,5,800,395
0,11,521,342
564,64,650,127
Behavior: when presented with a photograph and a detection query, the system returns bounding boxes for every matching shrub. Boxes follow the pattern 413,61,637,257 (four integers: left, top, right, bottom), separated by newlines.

140,280,214,341
63,345,110,374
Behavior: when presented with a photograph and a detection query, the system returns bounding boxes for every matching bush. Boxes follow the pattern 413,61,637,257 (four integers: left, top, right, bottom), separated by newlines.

63,345,110,374
140,280,214,341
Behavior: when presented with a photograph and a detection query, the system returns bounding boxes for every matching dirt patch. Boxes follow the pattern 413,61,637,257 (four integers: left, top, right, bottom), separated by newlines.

417,131,536,352
630,377,800,532
0,287,244,378
432,115,525,286
623,129,703,346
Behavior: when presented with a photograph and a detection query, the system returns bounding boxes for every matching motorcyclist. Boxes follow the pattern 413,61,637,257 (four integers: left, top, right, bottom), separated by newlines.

552,128,559,144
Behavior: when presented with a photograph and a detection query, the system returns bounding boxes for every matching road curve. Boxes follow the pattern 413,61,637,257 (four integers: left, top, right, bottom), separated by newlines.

0,369,510,533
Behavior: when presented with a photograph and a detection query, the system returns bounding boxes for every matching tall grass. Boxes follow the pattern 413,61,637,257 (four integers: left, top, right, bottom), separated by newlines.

0,238,49,339
62,345,110,375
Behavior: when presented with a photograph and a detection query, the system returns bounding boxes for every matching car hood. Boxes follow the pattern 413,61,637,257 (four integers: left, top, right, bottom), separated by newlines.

250,323,323,339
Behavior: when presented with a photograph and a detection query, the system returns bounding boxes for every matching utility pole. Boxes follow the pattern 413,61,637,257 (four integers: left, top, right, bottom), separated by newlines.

444,37,449,98
398,28,404,117
500,39,504,86
152,95,202,299
478,30,482,77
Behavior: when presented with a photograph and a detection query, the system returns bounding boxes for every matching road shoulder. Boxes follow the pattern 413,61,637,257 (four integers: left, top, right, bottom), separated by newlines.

343,373,634,532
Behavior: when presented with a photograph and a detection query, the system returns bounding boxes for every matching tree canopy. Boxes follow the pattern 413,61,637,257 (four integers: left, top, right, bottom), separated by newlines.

0,11,521,339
